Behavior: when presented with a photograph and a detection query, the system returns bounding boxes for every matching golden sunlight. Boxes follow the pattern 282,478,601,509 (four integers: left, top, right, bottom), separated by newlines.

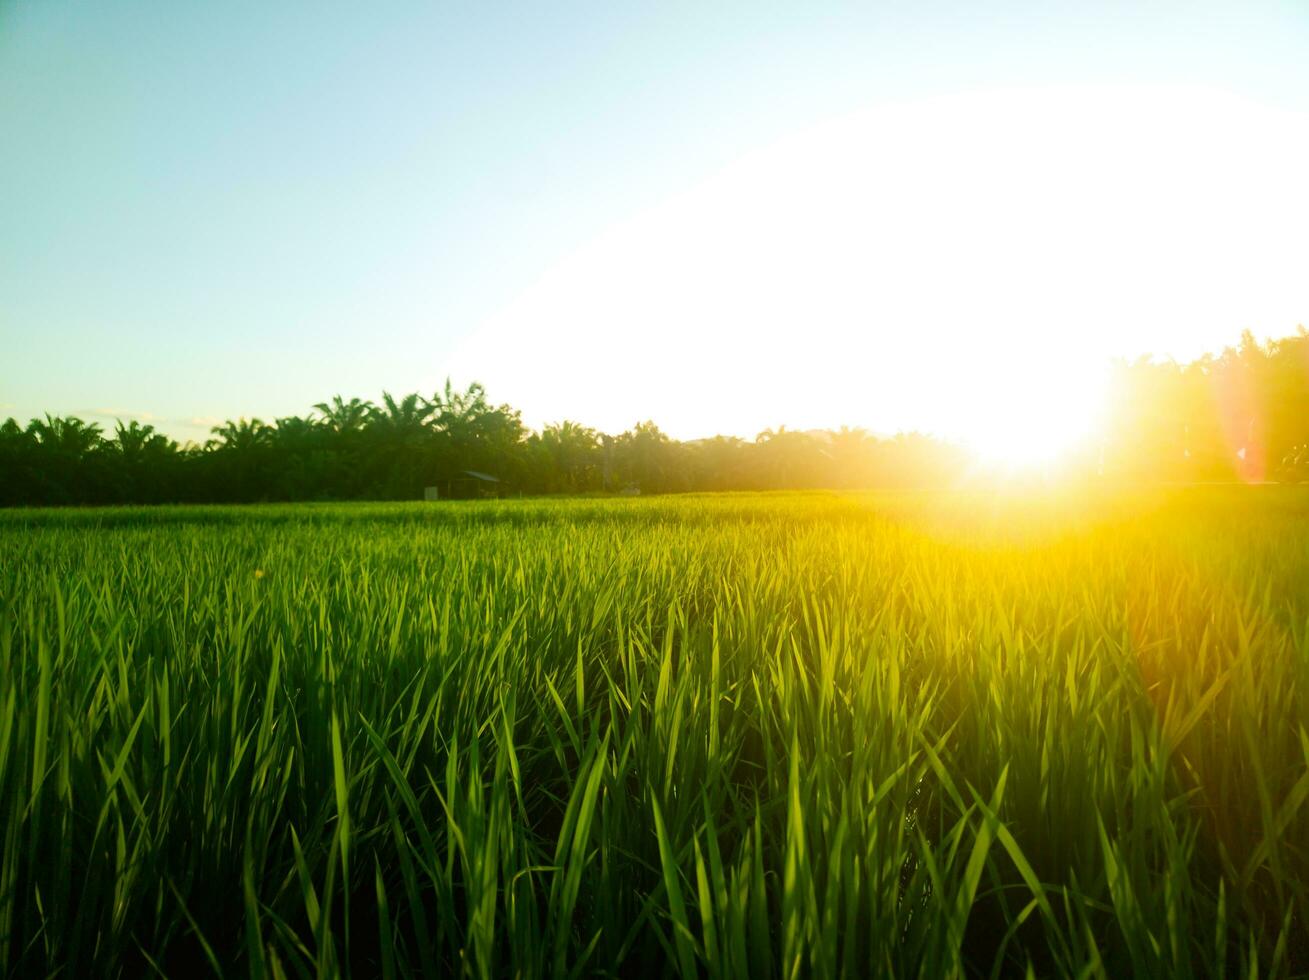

454,86,1308,447
949,359,1108,468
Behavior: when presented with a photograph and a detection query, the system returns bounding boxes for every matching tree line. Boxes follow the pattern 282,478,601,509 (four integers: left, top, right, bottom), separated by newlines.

1101,328,1309,483
3,329,1308,506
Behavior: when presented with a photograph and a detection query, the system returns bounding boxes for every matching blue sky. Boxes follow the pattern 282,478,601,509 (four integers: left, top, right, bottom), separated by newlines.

3,1,1308,445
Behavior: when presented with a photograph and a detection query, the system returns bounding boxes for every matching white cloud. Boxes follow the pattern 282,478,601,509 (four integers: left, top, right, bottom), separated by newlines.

78,408,160,423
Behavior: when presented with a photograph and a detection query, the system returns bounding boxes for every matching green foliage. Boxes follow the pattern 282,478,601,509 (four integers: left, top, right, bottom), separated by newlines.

7,327,1309,508
0,489,1306,976
0,394,968,505
1104,326,1309,482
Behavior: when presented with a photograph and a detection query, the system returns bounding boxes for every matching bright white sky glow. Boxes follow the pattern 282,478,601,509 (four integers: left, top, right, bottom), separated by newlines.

6,2,1309,456
453,85,1309,459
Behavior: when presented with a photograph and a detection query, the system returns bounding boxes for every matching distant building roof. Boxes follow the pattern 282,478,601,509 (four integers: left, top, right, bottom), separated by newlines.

461,470,500,482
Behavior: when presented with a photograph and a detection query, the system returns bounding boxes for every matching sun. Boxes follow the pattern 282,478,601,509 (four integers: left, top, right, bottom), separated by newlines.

963,417,1085,469
949,359,1108,470
453,86,1302,446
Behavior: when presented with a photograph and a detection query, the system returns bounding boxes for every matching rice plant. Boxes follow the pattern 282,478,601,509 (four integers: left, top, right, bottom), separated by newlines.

0,489,1306,977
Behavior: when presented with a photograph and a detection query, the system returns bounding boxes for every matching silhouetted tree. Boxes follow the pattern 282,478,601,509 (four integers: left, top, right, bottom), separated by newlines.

5,325,1307,506
531,421,602,493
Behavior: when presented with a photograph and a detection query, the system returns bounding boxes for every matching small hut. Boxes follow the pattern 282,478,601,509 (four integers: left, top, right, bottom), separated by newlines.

435,470,502,500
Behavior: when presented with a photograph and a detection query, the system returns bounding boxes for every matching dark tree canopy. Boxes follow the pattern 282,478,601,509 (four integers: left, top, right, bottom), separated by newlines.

4,328,1308,507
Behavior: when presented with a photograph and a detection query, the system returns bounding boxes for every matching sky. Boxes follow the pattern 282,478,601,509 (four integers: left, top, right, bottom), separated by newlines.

3,1,1308,451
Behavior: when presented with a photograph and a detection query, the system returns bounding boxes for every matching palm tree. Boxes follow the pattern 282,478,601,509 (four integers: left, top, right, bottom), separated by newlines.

18,415,104,504
313,396,374,434
429,379,525,481
112,420,176,460
537,421,601,491
271,415,321,448
371,391,432,435
310,397,376,496
428,380,490,440
204,419,273,501
753,426,822,489
829,426,874,487
208,418,271,452
615,421,672,492
28,414,103,455
102,421,178,503
268,415,331,499
364,392,436,498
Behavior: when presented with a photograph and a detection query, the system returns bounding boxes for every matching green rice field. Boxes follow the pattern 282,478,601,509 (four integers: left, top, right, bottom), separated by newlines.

1,490,1307,977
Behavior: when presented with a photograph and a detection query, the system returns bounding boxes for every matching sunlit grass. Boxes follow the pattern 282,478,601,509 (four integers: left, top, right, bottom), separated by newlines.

1,490,1306,977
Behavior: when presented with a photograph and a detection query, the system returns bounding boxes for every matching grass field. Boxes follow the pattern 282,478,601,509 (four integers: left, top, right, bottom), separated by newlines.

1,490,1307,978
